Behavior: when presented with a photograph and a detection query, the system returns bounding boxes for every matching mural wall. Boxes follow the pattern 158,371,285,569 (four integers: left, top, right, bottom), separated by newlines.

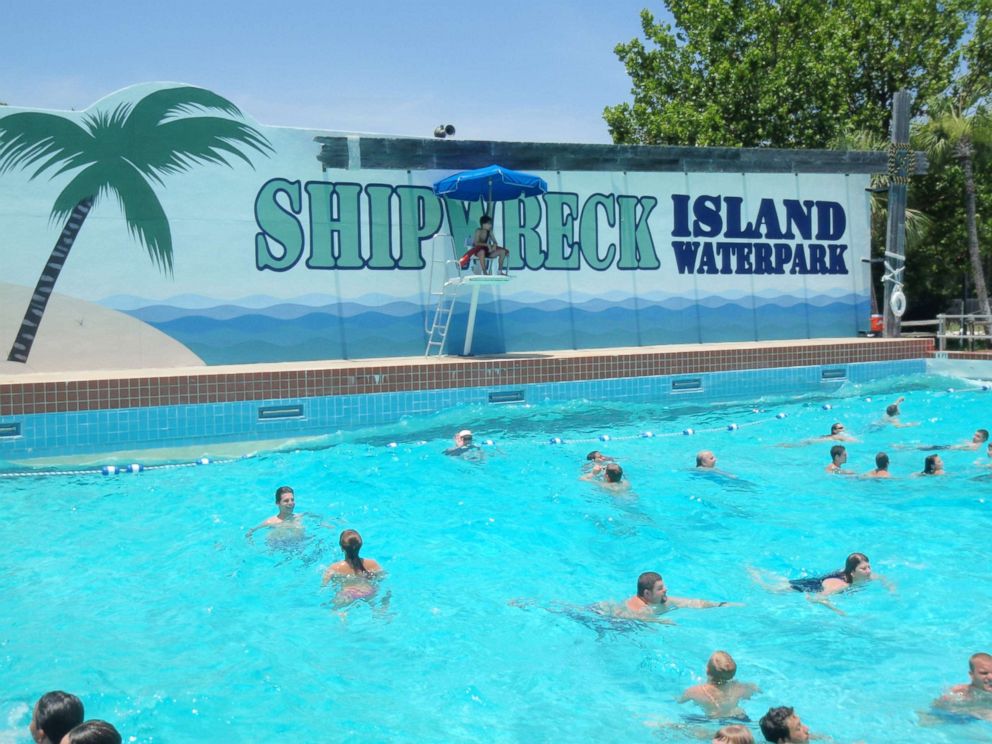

0,83,877,371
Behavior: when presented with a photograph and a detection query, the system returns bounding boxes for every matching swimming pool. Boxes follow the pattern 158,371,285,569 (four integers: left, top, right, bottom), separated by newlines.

2,371,991,742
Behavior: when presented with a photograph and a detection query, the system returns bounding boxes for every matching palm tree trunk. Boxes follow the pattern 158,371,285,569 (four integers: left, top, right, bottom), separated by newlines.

961,145,991,317
7,196,95,363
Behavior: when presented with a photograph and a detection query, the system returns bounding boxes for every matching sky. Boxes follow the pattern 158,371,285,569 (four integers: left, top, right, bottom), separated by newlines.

1,0,675,144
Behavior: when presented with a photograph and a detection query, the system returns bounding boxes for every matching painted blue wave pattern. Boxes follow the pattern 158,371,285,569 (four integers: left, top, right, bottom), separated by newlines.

124,293,872,363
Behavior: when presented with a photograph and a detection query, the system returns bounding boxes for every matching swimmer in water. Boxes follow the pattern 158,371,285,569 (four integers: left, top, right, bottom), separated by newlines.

758,706,811,742
30,691,84,744
932,652,992,722
678,651,760,720
779,422,857,447
322,529,383,607
917,454,945,476
817,422,857,442
862,452,891,479
907,428,990,452
750,552,888,615
697,450,717,469
881,396,919,428
444,429,484,460
825,444,853,474
581,462,629,491
245,486,305,543
614,571,741,622
712,724,754,744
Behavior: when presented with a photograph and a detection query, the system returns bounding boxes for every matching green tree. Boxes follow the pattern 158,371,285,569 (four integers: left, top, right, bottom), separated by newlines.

0,86,271,363
606,0,979,148
916,88,992,317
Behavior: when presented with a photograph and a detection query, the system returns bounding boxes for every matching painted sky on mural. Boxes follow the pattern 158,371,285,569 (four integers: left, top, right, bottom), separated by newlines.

1,0,671,144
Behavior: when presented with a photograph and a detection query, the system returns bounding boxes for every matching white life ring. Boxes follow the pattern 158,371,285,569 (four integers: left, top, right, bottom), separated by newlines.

890,289,906,318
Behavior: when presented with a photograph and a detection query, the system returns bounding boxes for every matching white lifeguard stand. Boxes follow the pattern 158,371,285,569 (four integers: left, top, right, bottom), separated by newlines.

425,234,512,356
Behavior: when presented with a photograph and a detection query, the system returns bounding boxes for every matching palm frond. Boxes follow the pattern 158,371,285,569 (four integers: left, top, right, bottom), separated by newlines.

125,86,244,130
51,160,173,273
0,112,94,177
125,116,272,185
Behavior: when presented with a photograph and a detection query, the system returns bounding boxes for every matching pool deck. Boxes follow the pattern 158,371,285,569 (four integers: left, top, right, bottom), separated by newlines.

0,337,936,416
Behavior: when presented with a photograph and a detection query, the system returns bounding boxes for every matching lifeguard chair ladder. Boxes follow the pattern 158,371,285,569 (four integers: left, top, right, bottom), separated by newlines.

425,234,511,356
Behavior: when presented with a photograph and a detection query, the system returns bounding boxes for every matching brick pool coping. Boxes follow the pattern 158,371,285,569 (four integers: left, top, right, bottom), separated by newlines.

0,338,934,417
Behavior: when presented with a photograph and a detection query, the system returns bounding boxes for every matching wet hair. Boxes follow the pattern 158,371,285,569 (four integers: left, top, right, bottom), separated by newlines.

829,444,845,460
978,429,990,442
62,721,121,744
604,463,623,483
33,691,84,744
969,652,992,671
274,486,294,504
923,454,940,474
714,724,755,744
586,450,601,461
479,215,493,227
842,552,869,583
707,651,737,684
637,571,662,598
886,404,900,417
830,422,843,434
339,529,371,577
758,706,794,742
875,452,889,470
696,451,713,467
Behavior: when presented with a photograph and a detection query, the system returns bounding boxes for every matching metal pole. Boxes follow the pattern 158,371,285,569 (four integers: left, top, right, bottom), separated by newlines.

883,90,911,337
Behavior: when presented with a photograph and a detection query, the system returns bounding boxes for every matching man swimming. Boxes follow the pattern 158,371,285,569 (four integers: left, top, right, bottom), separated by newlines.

581,462,629,491
880,395,919,428
444,429,483,460
696,450,718,469
618,571,740,621
758,706,810,742
862,452,891,478
678,650,760,719
818,422,857,442
825,444,853,474
910,428,990,452
933,652,992,721
245,486,305,543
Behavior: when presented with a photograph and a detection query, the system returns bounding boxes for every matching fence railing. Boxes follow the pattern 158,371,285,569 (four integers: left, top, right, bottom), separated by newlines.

934,313,992,351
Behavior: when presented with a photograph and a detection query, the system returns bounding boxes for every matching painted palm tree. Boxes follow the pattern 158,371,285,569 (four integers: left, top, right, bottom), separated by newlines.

0,85,272,362
916,88,992,317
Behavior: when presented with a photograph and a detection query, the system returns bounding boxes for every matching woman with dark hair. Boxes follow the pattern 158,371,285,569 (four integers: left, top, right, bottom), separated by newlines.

29,691,84,744
322,529,383,606
750,552,888,614
920,454,945,475
60,720,121,744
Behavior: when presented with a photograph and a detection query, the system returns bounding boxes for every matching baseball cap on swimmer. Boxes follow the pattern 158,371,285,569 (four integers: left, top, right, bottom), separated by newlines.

458,429,473,439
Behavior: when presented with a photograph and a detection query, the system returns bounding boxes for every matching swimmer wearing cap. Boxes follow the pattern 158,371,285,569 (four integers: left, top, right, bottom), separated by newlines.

444,429,483,459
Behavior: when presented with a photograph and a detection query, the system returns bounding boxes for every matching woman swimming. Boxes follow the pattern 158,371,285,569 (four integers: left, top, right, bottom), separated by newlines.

322,529,383,606
750,552,885,614
920,454,945,475
787,552,873,596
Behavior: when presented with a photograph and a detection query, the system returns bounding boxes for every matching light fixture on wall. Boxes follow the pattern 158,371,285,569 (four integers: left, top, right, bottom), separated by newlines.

434,124,456,138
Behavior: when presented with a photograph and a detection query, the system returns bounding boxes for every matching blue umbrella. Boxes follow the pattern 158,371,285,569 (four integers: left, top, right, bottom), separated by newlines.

433,164,547,212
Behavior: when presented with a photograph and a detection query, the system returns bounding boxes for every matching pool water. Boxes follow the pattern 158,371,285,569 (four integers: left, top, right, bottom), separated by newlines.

2,372,991,743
